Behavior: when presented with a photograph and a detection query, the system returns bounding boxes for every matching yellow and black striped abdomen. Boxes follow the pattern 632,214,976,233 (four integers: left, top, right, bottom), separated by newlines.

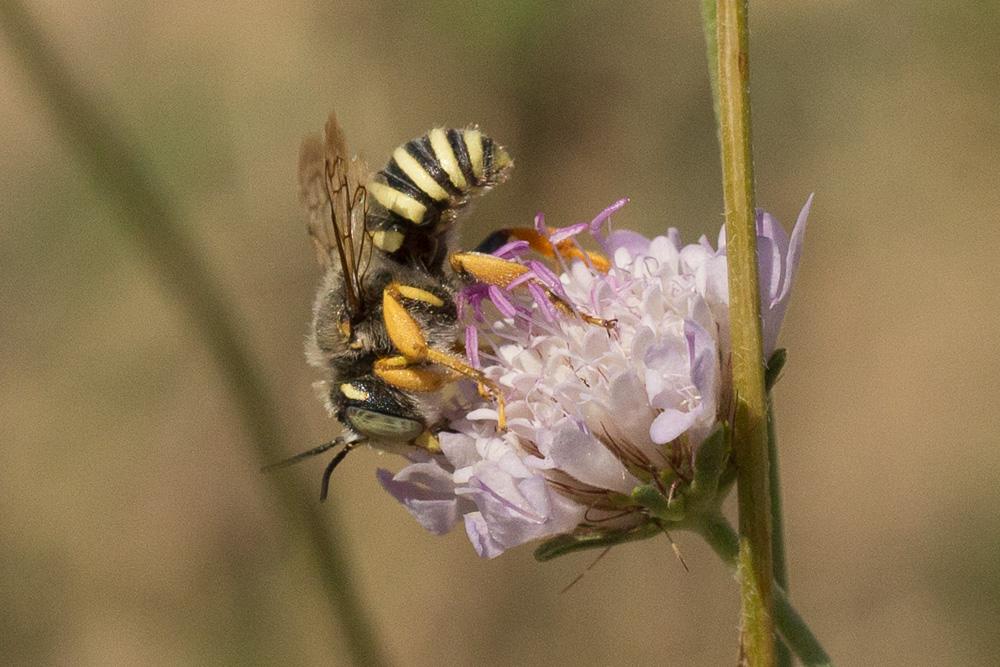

367,127,512,232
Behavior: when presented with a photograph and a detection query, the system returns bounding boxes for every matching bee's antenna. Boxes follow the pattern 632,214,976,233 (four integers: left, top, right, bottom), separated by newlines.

261,438,342,472
261,433,365,501
319,440,361,502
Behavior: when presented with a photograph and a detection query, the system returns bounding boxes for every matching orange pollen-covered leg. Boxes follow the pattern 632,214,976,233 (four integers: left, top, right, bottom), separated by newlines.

382,283,434,359
450,251,529,289
451,252,616,332
382,283,507,429
374,356,449,392
423,347,507,430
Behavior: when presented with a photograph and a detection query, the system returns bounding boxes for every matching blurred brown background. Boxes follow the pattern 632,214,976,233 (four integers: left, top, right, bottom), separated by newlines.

3,1,999,664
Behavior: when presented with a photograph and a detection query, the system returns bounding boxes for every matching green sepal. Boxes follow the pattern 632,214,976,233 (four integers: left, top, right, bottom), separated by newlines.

689,422,730,503
716,460,737,499
632,483,685,522
533,522,663,561
765,348,787,392
605,491,638,510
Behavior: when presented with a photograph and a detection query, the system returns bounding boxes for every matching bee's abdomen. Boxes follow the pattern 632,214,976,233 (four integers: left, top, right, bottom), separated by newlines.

367,127,512,228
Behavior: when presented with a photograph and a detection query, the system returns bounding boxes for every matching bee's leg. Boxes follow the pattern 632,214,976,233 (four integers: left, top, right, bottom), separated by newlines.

450,252,616,332
373,355,449,392
381,285,507,429
475,227,611,273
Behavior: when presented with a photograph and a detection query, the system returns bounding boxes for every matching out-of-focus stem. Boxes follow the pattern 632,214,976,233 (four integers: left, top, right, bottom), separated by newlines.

0,3,387,665
699,0,720,124
713,0,775,663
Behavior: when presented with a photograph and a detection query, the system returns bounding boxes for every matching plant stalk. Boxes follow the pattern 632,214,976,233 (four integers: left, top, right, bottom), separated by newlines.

712,0,775,663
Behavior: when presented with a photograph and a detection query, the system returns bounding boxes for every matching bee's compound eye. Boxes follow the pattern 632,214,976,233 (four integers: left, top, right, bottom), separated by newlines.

344,407,425,441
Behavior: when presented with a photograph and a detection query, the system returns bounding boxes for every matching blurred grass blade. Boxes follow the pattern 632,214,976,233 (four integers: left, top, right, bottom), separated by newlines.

0,2,387,664
700,0,720,124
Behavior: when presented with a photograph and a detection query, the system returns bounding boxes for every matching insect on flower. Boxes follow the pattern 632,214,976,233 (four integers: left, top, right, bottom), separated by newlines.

264,112,614,500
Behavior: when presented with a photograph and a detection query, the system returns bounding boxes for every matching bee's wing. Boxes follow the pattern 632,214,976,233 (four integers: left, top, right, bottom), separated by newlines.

299,134,336,270
298,112,370,314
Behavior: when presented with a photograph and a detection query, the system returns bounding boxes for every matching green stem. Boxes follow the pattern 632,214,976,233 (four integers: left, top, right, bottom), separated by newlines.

767,398,789,592
712,0,775,663
0,4,387,665
768,396,792,667
691,515,833,666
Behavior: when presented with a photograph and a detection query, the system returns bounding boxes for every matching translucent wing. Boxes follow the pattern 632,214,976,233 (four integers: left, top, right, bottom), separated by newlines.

298,111,370,315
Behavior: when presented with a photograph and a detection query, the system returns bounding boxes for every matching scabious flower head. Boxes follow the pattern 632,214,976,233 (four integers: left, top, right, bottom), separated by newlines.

379,197,812,558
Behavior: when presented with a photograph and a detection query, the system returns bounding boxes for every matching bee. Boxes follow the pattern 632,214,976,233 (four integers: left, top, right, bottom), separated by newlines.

266,112,616,501
265,113,516,499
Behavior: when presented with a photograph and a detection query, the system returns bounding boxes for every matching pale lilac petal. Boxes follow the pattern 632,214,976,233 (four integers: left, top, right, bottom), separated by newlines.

650,408,700,444
648,235,681,270
506,270,534,290
685,320,720,441
589,197,630,234
528,282,557,322
695,255,729,313
465,325,480,368
464,512,505,558
527,261,566,297
756,209,788,314
782,194,812,303
534,211,546,234
605,229,650,256
491,239,530,259
438,431,480,468
756,234,778,309
643,336,689,404
539,424,639,493
461,472,583,554
762,195,812,354
680,243,714,274
603,371,660,457
548,222,589,244
462,468,545,522
686,319,718,399
488,285,516,317
458,284,490,322
466,408,499,422
376,463,460,535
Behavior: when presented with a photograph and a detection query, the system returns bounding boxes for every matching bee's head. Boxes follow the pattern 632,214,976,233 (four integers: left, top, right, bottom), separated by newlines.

335,377,425,442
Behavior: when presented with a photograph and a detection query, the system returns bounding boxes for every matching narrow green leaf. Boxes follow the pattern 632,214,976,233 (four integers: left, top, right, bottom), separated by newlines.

534,522,662,561
765,348,788,392
690,423,730,501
